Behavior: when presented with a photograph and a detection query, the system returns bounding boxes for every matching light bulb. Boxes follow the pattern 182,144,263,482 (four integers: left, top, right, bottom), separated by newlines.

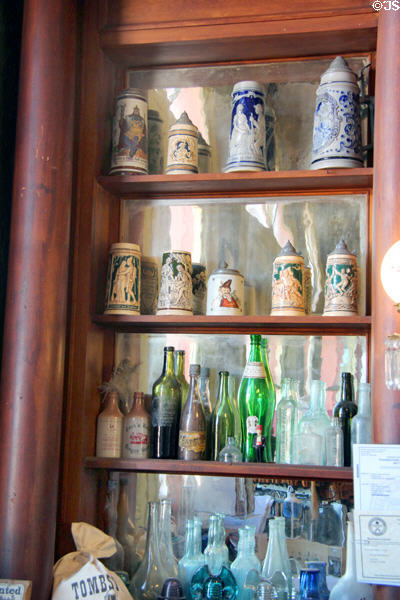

380,240,400,307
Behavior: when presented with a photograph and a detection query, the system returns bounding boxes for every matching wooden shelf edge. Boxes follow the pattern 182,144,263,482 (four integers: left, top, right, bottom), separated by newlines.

93,314,371,336
84,457,353,481
97,168,373,198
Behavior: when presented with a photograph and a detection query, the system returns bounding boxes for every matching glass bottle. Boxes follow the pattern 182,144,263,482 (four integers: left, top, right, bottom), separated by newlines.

333,372,358,467
298,568,321,599
296,380,331,465
239,335,276,462
275,378,297,464
102,476,126,574
175,349,190,408
275,517,292,600
96,390,123,457
231,526,261,600
131,501,168,600
178,364,206,460
178,518,205,599
305,562,329,600
211,371,236,460
122,391,151,458
200,366,213,459
282,486,303,539
351,382,372,447
159,498,178,577
116,477,141,577
260,336,277,458
261,518,289,600
204,514,230,575
151,346,181,459
218,436,242,462
324,417,344,466
329,519,373,600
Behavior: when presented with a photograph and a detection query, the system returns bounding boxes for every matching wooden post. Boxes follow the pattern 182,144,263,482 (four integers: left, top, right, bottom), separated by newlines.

0,1,77,598
372,9,400,600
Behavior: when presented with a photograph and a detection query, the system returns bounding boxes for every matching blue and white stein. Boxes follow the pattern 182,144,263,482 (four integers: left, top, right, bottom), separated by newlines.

225,81,267,172
311,56,363,169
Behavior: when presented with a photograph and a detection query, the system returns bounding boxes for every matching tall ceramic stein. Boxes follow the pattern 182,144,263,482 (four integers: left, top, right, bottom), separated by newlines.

271,241,305,316
109,88,148,175
323,240,358,316
157,251,193,315
225,81,267,173
311,56,363,169
104,242,141,315
166,112,198,174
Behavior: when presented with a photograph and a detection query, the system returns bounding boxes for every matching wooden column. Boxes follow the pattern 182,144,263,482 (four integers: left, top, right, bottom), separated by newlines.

372,9,400,600
0,1,77,598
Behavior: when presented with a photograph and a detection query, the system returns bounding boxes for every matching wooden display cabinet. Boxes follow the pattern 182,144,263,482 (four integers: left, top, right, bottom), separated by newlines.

0,2,399,600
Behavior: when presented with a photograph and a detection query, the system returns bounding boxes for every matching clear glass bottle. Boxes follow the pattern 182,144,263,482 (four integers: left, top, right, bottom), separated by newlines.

275,378,297,464
116,477,141,577
261,518,289,600
122,391,151,458
102,476,126,574
282,486,303,539
305,561,329,600
231,526,261,600
329,518,373,600
178,518,205,599
151,346,181,459
298,568,321,599
96,390,123,457
175,349,190,408
159,498,178,578
333,372,358,467
178,364,206,460
239,335,276,462
296,380,331,465
218,436,242,462
204,514,230,575
351,382,372,447
211,371,236,460
275,517,292,600
130,501,169,600
324,417,344,466
200,366,213,459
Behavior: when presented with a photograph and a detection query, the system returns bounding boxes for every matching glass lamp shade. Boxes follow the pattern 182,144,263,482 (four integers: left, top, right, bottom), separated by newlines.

381,240,400,306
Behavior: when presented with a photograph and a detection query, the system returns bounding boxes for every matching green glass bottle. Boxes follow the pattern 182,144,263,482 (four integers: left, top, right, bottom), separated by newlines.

151,346,181,459
260,336,276,460
333,371,358,467
175,349,189,408
239,335,276,462
211,371,236,460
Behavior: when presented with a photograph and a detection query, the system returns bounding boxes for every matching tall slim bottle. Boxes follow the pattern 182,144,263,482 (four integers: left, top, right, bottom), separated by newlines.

175,349,190,408
151,346,181,459
204,514,230,575
231,526,261,600
200,366,213,459
178,364,206,460
239,335,276,462
261,518,290,600
159,498,178,577
261,336,277,455
275,378,297,464
211,371,235,460
333,372,358,467
178,518,205,599
351,382,372,447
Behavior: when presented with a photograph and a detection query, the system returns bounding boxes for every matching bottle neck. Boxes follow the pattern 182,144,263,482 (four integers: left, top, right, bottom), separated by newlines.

358,385,371,416
310,381,325,412
340,372,354,404
163,348,175,376
133,392,145,411
159,498,174,551
216,372,230,407
248,335,263,362
193,519,203,555
184,520,195,557
175,352,185,377
207,517,217,546
187,373,201,406
144,501,161,561
105,391,121,412
281,378,292,399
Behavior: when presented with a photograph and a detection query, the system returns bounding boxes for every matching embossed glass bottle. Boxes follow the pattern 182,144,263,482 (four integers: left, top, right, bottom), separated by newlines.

178,518,205,599
239,335,276,462
275,378,297,464
175,349,190,408
231,526,261,600
211,371,236,460
151,346,181,459
178,364,206,460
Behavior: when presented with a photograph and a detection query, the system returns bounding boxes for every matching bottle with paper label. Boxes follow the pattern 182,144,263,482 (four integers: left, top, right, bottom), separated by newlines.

238,334,276,462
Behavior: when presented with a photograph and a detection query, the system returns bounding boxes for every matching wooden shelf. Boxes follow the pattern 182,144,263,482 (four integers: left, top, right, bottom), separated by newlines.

98,168,373,199
85,456,353,482
93,314,371,336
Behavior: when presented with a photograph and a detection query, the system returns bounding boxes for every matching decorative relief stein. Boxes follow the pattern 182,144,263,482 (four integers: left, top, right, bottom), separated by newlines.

206,263,244,316
148,109,164,174
157,251,193,315
323,239,358,316
225,81,267,173
271,241,305,316
109,88,148,175
191,263,207,315
311,56,363,169
198,131,211,173
140,256,159,315
166,112,198,174
104,242,141,315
